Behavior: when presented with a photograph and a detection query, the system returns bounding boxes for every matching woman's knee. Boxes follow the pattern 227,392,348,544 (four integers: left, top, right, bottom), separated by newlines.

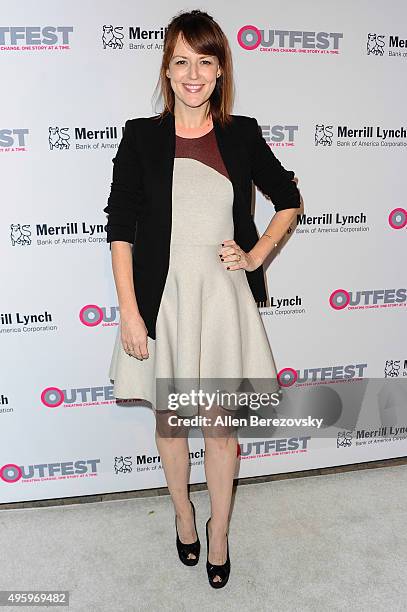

154,408,191,439
199,402,238,441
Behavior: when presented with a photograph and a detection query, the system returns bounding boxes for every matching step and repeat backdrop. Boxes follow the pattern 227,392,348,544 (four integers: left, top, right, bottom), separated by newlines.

1,1,406,504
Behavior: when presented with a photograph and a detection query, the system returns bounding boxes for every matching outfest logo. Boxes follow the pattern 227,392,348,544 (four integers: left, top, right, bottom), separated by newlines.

0,128,29,151
0,459,100,484
237,24,343,54
238,437,311,457
278,363,367,387
329,288,407,310
0,26,73,51
79,304,119,327
259,123,298,147
388,207,407,230
41,386,116,408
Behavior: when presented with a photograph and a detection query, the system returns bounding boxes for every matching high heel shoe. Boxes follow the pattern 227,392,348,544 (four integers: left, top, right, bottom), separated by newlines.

205,517,231,588
175,500,200,566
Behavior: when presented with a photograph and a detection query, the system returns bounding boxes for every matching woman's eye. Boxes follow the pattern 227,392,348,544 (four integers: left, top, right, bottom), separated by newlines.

174,59,212,65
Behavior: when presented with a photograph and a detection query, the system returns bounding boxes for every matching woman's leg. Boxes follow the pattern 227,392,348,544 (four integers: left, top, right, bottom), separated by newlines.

154,409,198,558
200,402,238,582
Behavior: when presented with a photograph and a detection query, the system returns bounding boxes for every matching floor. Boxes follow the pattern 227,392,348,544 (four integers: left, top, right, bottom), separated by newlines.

1,464,406,611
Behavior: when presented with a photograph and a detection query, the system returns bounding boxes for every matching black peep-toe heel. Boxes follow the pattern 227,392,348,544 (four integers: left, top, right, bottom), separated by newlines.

205,517,231,588
175,500,200,566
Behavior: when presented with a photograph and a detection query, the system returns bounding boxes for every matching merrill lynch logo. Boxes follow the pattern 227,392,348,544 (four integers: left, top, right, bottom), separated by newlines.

114,456,132,474
101,24,166,49
102,25,124,49
315,125,333,146
49,126,70,149
366,32,407,57
337,430,353,448
11,224,31,246
367,33,385,55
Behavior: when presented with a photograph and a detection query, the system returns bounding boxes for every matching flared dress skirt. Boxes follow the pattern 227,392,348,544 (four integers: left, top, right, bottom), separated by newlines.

108,149,280,417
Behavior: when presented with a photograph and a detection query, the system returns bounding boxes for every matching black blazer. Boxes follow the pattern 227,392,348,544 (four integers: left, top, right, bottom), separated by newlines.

103,111,301,339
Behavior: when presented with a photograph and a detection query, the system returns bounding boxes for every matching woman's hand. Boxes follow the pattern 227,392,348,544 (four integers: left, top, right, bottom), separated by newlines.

120,311,149,359
218,239,261,272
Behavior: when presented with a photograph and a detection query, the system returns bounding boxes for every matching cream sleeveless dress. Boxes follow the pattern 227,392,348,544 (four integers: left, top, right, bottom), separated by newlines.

108,119,280,417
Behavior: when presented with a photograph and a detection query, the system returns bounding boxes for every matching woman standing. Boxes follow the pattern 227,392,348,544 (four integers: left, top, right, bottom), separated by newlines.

104,10,301,588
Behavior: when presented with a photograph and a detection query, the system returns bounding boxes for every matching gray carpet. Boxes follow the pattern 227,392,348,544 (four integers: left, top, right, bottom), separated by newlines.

1,465,406,611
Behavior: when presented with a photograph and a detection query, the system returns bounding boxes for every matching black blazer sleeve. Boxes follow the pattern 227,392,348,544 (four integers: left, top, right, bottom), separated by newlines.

103,119,144,245
249,117,301,212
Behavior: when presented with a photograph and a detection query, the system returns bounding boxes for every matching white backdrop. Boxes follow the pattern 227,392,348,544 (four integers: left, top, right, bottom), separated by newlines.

1,0,406,504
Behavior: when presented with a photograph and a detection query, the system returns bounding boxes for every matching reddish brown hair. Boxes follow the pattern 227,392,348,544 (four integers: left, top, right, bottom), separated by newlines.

152,9,235,127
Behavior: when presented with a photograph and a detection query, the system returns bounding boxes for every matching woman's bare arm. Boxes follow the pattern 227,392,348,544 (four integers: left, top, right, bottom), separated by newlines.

111,241,149,359
111,242,140,316
249,207,298,267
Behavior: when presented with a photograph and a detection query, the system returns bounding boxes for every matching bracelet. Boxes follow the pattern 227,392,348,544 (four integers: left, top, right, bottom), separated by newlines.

262,233,278,248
